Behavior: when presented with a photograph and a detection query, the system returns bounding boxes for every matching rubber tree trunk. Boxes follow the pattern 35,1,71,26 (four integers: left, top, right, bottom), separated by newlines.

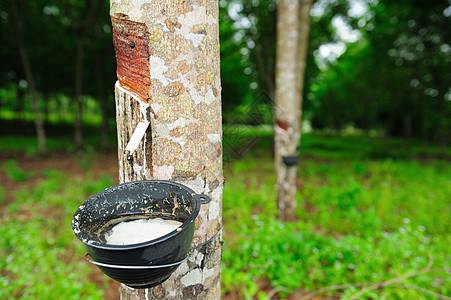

110,0,223,299
274,0,313,222
10,0,47,155
74,32,85,150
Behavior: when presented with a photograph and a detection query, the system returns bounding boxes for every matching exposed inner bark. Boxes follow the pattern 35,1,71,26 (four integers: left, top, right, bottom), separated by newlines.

112,15,151,103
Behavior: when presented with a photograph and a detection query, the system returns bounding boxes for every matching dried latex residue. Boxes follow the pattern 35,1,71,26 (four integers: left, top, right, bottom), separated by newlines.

105,218,182,245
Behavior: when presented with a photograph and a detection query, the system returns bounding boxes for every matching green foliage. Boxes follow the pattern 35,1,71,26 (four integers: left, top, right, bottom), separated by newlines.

82,173,115,196
0,0,115,95
0,170,114,299
0,134,449,298
0,186,5,205
222,134,451,299
224,218,450,298
1,159,34,182
0,131,117,155
0,136,64,155
1,0,449,146
309,0,450,141
299,133,451,159
0,93,105,126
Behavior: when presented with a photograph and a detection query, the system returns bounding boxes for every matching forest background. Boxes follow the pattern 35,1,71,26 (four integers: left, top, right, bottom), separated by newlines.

0,0,450,299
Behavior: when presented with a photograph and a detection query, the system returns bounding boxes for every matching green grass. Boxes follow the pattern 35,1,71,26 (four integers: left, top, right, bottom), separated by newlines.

1,160,35,182
298,134,451,159
222,134,451,299
0,133,449,299
0,110,103,126
0,169,114,299
298,159,451,235
0,131,117,155
0,187,5,205
0,88,104,126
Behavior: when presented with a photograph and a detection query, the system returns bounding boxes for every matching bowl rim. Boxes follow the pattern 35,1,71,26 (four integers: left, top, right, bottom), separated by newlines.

72,180,201,251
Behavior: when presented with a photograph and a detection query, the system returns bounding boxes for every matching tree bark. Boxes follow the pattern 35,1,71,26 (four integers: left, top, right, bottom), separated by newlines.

17,88,25,121
74,32,84,150
274,0,313,222
110,0,223,299
9,0,46,154
433,75,448,154
72,0,99,150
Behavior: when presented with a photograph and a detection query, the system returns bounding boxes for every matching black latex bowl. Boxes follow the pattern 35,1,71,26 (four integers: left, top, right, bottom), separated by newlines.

282,155,299,167
71,180,210,289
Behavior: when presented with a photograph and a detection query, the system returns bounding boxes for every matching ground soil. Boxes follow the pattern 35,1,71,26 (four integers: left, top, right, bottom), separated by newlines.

0,149,334,300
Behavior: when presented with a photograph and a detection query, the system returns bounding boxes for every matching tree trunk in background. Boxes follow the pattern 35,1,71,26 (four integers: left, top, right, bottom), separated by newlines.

274,0,313,222
54,94,61,123
72,1,100,150
434,76,448,154
43,93,49,122
401,90,412,140
74,32,84,150
111,0,223,299
17,88,25,121
10,0,46,154
437,98,447,154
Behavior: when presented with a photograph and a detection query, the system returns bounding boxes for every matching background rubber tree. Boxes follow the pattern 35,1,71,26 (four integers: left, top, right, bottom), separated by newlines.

67,0,103,150
7,0,46,154
274,0,314,222
110,0,223,299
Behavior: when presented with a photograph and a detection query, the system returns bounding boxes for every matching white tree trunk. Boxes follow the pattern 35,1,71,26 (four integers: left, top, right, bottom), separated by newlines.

274,0,313,222
110,0,222,299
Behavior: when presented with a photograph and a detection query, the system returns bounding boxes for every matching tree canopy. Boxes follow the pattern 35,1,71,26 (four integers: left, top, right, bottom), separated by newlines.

0,0,449,145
